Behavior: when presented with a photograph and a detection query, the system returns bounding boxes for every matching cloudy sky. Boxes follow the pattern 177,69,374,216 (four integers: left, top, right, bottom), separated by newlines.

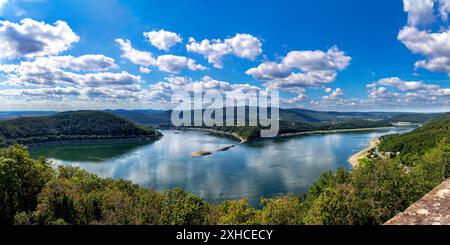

0,0,450,112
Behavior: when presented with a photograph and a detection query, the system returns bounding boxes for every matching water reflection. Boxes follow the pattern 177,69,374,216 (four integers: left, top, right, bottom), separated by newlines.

29,141,155,162
29,127,415,206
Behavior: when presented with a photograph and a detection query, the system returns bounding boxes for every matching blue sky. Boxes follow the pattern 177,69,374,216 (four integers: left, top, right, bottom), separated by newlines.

0,0,450,111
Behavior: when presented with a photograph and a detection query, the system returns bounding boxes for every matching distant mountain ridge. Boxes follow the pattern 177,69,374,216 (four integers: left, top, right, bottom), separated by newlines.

0,108,443,126
106,108,441,126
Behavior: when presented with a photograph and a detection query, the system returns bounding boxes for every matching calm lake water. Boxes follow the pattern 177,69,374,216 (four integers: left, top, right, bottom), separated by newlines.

29,127,414,206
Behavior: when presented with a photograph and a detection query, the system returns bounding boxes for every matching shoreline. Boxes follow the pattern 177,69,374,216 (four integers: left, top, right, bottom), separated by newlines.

278,126,394,138
348,138,380,168
186,126,396,144
186,128,248,144
22,135,162,148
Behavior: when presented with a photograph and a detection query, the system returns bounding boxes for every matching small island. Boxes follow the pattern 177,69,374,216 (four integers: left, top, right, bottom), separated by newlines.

191,151,212,157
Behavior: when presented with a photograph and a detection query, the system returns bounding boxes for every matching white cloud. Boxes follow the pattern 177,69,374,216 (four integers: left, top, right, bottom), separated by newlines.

403,0,436,26
282,90,308,105
247,46,351,91
0,0,7,8
156,54,207,73
116,38,206,74
0,18,79,59
147,75,262,103
139,66,151,73
186,33,262,68
21,55,118,72
245,61,291,80
224,33,262,60
0,53,142,90
115,38,156,67
398,26,450,75
323,88,343,100
361,77,450,109
143,29,183,51
401,0,450,25
186,38,232,68
439,0,450,20
0,0,8,15
1,87,81,99
377,77,439,91
0,63,18,72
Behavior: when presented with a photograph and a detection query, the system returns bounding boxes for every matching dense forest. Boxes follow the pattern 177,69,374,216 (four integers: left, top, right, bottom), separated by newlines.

0,111,161,147
379,113,450,163
1,114,449,225
205,119,394,141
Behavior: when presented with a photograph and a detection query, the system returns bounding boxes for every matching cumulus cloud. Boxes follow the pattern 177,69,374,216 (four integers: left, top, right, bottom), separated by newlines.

377,77,439,91
0,0,7,12
362,77,450,109
147,75,262,103
282,90,308,105
247,46,351,91
186,33,262,68
439,0,450,20
13,54,118,72
403,0,436,26
0,18,79,59
224,33,262,60
116,38,206,74
186,38,232,68
115,38,156,67
139,66,151,73
156,54,207,73
143,29,183,51
398,26,450,75
0,87,81,99
323,88,343,100
0,52,143,94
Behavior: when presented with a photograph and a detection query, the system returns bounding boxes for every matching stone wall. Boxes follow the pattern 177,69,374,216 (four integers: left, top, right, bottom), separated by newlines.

385,179,450,225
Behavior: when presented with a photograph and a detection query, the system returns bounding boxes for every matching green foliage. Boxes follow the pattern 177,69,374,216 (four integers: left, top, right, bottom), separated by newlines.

258,195,304,225
350,159,419,224
379,114,450,162
306,183,357,225
217,198,258,225
0,145,53,225
33,166,163,225
159,188,210,225
412,138,450,192
0,111,161,147
385,113,438,124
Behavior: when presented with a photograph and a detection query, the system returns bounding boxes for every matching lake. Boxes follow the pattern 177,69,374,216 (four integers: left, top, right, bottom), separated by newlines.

29,127,414,206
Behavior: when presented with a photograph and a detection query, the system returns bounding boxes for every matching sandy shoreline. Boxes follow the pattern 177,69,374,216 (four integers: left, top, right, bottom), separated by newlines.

348,139,380,168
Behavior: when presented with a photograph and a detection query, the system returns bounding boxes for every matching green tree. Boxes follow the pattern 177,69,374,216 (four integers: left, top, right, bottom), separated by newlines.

305,183,357,225
258,195,304,225
0,145,53,224
217,198,258,225
159,188,210,225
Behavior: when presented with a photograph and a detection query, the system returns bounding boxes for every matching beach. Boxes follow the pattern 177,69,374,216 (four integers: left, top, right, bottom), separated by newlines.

348,139,380,168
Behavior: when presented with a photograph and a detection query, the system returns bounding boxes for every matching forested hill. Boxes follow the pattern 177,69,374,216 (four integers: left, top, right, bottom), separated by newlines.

0,111,161,146
379,113,450,160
